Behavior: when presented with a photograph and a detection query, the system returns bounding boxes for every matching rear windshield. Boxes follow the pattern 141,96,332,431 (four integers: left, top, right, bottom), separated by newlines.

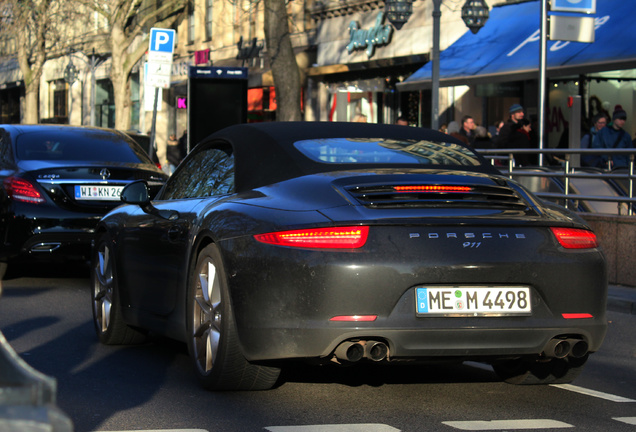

15,130,152,164
294,138,482,166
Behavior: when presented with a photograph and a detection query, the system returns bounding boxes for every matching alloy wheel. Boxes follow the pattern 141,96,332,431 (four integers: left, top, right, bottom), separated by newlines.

93,243,113,333
192,259,222,374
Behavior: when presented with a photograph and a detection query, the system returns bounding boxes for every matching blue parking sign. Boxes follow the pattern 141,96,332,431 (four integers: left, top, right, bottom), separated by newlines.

551,0,595,14
149,28,175,54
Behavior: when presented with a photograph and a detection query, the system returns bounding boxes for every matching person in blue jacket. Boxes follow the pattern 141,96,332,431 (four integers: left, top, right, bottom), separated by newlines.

581,113,608,167
591,106,633,169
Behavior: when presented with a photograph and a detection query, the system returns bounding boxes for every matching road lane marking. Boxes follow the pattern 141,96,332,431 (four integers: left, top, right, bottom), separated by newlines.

265,425,399,432
551,384,636,402
97,430,208,432
442,419,573,430
614,417,636,425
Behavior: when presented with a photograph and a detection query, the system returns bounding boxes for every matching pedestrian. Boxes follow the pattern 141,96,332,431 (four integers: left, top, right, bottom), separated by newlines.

509,118,535,166
458,115,476,145
395,116,408,126
166,133,183,174
447,121,469,145
178,130,188,154
581,113,608,167
489,120,505,146
473,125,495,150
497,104,525,148
591,105,634,169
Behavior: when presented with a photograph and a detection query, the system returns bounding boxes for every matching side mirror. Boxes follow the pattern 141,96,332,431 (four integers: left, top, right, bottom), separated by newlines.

121,180,178,221
121,180,150,205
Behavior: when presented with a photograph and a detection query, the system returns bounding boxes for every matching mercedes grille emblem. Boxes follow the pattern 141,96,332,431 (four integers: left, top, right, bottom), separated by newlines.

99,168,111,179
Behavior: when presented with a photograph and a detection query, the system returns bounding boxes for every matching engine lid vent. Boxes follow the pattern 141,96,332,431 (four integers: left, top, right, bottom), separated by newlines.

345,183,531,212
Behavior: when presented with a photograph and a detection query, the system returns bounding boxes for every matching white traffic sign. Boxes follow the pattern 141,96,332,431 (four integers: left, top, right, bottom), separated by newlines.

147,28,175,88
551,0,596,14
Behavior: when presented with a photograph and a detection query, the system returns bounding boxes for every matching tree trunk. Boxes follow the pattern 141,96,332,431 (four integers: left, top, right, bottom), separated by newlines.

111,25,132,131
23,87,39,124
264,0,301,121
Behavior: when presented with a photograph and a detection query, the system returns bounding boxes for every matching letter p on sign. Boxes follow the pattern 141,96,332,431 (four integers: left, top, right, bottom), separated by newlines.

149,28,175,54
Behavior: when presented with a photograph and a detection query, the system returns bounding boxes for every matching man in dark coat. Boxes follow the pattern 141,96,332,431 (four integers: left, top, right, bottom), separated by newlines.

591,106,633,169
497,104,525,148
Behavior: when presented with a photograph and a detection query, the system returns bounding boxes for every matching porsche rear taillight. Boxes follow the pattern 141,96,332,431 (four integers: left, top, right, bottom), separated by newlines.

3,177,45,204
550,227,598,249
254,226,369,249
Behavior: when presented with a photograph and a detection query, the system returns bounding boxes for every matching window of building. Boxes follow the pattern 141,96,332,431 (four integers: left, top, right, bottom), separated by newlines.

205,0,213,41
188,4,195,44
51,80,68,121
130,72,141,129
95,79,115,128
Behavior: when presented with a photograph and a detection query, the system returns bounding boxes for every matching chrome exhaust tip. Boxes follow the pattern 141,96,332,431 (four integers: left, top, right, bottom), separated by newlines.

334,341,364,362
543,338,571,359
365,340,389,362
567,339,589,358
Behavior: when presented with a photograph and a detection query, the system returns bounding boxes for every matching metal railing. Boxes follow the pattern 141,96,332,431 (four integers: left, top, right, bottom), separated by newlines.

477,148,636,216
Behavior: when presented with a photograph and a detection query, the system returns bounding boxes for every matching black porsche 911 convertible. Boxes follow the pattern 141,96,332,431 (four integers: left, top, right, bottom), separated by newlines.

91,122,607,391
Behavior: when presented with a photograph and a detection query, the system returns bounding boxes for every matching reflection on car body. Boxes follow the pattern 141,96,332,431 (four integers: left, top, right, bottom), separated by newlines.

91,122,607,391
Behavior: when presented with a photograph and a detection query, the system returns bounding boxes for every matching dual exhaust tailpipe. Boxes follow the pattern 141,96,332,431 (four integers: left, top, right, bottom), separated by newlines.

543,337,589,359
334,340,389,363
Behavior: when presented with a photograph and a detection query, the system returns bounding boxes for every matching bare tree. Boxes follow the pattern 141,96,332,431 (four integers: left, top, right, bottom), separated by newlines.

0,0,63,124
84,0,186,130
263,0,301,121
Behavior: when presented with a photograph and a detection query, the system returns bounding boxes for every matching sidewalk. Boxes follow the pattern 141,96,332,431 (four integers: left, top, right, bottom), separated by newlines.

608,285,636,315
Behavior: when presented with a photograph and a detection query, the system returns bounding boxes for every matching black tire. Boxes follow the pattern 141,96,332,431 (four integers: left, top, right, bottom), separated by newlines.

91,234,146,345
493,354,588,385
186,244,281,391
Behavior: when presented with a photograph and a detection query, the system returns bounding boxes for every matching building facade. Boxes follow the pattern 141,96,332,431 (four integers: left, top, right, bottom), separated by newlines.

2,0,636,156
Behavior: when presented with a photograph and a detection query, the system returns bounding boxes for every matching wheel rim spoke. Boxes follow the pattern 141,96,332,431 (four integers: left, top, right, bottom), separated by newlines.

94,245,114,333
193,257,222,373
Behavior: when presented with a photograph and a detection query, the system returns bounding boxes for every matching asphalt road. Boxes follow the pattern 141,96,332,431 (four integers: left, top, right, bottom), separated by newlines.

0,267,635,432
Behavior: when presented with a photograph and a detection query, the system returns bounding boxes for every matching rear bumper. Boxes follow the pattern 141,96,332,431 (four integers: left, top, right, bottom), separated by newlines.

2,203,101,262
235,287,607,362
239,325,608,363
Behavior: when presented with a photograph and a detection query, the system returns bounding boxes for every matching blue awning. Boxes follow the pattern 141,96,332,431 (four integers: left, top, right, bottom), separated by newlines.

398,0,636,91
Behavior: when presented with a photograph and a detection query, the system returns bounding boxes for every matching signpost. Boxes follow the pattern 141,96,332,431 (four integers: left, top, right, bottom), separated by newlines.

147,28,175,159
147,28,176,88
551,0,596,14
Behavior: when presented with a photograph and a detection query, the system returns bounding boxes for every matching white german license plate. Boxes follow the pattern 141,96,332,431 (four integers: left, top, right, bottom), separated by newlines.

74,185,124,201
415,286,531,316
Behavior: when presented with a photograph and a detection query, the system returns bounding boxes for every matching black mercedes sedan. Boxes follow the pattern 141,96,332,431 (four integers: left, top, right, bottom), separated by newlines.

0,124,168,279
92,122,607,391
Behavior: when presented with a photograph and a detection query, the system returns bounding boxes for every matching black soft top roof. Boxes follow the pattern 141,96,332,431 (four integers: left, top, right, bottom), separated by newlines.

202,122,497,192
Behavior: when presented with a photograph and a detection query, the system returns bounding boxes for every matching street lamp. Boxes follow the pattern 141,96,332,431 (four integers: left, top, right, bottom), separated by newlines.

384,0,414,30
64,58,78,85
461,0,490,34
